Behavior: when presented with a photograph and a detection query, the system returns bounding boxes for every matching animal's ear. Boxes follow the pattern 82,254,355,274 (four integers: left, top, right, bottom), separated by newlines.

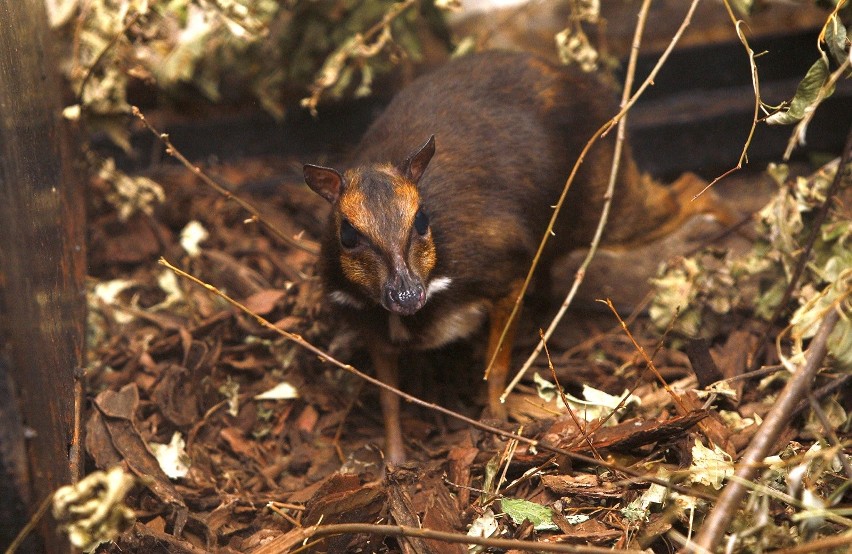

400,135,435,184
304,164,344,204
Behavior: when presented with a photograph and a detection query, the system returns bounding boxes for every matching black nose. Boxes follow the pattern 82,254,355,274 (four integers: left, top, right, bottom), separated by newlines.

384,284,425,315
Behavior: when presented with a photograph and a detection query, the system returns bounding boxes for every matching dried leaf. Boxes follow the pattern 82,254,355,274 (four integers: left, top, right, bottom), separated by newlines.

690,439,734,490
97,158,165,221
254,381,299,400
532,376,639,423
555,27,598,72
149,432,190,479
179,221,209,257
243,289,287,315
90,385,186,507
53,467,136,552
467,508,499,554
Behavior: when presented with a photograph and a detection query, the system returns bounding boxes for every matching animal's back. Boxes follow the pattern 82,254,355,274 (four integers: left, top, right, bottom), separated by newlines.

351,51,621,299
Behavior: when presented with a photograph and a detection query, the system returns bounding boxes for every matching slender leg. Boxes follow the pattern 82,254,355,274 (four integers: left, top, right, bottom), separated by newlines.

369,342,405,464
485,280,524,420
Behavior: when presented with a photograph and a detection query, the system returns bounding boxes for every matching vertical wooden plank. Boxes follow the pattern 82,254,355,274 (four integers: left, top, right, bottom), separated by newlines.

0,0,86,552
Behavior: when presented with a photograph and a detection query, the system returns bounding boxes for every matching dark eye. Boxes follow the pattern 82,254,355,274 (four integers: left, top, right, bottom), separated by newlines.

339,218,361,249
413,208,429,236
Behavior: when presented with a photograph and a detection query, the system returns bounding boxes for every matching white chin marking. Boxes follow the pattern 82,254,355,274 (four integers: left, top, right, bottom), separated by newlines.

328,290,365,309
425,276,452,300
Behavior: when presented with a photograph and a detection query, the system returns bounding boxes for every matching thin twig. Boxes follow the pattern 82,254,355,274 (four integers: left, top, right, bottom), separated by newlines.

763,531,852,554
709,364,783,385
268,503,302,528
601,299,692,416
275,521,649,553
131,106,320,257
502,0,651,397
601,298,726,452
749,125,852,370
353,0,416,53
488,0,702,383
685,308,841,553
598,298,732,462
693,2,763,197
792,374,850,417
715,472,852,528
681,212,757,261
541,330,602,459
568,304,683,450
479,456,559,507
159,257,716,502
806,389,852,480
494,428,522,499
556,290,655,361
268,501,306,512
76,11,142,102
4,494,53,554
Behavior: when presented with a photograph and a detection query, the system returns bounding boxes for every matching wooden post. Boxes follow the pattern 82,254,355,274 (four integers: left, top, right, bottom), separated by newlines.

0,1,86,552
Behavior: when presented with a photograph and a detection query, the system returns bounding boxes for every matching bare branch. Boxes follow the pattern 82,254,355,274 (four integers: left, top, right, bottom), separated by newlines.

132,106,320,258
686,308,841,553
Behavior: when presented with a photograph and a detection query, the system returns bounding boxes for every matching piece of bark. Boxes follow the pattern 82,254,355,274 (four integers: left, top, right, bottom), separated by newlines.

685,338,723,388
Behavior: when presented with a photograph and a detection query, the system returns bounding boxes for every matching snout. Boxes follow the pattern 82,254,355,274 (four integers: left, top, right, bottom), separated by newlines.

382,282,426,315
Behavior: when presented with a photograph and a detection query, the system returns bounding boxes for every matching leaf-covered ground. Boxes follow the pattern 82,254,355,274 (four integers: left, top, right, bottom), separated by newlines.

78,139,851,554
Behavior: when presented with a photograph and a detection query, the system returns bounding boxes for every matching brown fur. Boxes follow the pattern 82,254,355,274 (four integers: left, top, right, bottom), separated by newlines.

304,51,736,463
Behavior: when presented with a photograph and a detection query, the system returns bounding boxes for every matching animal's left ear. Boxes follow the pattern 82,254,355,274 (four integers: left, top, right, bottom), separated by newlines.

400,135,435,184
304,164,344,204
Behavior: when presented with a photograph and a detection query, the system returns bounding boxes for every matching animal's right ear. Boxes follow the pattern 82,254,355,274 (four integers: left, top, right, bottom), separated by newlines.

400,135,435,184
303,164,344,204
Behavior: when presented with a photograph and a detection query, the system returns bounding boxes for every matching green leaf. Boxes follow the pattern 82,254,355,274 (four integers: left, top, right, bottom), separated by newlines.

499,498,559,531
766,58,831,126
824,15,849,67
